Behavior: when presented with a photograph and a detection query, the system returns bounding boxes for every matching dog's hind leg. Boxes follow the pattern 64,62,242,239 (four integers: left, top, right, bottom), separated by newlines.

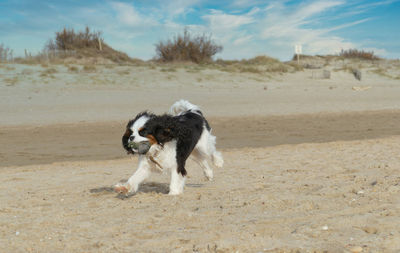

192,127,223,180
191,150,213,181
198,127,223,168
211,150,224,168
206,132,224,168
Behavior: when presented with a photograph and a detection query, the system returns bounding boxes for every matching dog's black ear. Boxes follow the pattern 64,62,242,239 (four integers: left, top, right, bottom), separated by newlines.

155,127,173,143
122,128,135,155
122,128,132,151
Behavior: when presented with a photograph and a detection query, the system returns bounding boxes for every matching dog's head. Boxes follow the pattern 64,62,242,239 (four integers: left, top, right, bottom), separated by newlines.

122,111,155,154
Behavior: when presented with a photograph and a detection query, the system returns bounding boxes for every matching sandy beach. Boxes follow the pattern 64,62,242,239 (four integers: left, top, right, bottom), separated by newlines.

1,62,400,252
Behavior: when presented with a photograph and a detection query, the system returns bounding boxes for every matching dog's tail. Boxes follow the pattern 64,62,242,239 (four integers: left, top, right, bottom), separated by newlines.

169,99,201,116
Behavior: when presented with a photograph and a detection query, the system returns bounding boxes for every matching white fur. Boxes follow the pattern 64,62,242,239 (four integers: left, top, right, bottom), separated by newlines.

125,155,151,192
116,100,223,195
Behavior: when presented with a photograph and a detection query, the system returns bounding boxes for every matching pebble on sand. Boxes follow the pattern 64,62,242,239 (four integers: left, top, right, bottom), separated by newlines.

363,226,378,234
350,246,363,253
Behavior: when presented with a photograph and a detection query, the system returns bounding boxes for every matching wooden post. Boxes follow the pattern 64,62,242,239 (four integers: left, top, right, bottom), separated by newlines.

98,38,102,51
295,44,302,65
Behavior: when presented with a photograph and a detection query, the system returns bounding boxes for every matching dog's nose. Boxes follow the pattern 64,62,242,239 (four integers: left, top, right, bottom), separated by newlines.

129,136,135,141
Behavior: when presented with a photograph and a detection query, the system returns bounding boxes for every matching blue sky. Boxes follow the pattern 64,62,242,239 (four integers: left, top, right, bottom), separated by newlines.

0,0,399,60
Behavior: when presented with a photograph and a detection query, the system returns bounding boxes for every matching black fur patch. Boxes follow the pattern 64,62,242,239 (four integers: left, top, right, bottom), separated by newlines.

191,109,211,131
140,112,207,176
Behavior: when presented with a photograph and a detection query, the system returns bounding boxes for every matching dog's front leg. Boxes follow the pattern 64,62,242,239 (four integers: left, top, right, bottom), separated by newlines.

114,156,151,195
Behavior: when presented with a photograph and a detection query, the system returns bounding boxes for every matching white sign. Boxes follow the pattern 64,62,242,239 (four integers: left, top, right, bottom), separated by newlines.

295,44,302,54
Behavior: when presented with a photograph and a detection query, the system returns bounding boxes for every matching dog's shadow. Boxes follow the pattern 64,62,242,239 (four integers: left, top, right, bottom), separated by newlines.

90,181,204,199
89,181,169,199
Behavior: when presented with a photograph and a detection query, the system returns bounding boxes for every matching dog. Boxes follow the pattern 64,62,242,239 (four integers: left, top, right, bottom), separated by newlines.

114,100,224,195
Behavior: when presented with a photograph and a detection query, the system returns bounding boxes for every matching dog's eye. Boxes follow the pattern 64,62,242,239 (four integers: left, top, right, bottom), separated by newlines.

139,128,146,136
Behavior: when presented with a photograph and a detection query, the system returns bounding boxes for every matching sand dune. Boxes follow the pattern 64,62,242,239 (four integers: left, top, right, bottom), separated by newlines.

1,62,400,127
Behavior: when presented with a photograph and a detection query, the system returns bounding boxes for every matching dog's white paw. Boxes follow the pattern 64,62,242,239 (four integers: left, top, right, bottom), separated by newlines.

114,183,131,195
212,151,224,168
168,191,183,195
203,169,213,181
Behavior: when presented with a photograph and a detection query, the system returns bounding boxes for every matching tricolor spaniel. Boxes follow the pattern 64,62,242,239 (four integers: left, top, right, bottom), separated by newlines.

114,100,224,195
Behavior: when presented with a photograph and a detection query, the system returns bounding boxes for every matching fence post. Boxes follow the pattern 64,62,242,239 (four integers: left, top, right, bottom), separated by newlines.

295,44,302,65
98,38,102,51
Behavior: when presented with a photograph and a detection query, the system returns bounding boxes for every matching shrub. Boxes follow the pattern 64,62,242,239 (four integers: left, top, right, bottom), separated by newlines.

290,54,317,61
43,26,133,63
339,49,379,60
241,55,281,65
83,64,96,72
4,76,18,86
0,43,13,62
238,66,263,74
68,66,79,73
242,56,289,72
214,59,237,66
50,26,102,51
43,68,58,74
155,29,223,63
215,55,295,73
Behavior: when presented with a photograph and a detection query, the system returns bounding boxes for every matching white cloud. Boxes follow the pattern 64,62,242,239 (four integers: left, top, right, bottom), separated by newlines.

231,0,265,8
203,9,255,30
255,0,388,58
110,2,158,27
197,8,261,59
294,0,344,20
111,2,141,26
163,0,199,18
305,37,355,55
233,35,253,45
261,1,345,39
354,0,398,10
327,18,371,32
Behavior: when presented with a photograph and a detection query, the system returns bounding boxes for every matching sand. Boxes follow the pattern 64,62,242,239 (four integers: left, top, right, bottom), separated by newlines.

1,137,400,252
1,62,400,252
2,111,400,167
